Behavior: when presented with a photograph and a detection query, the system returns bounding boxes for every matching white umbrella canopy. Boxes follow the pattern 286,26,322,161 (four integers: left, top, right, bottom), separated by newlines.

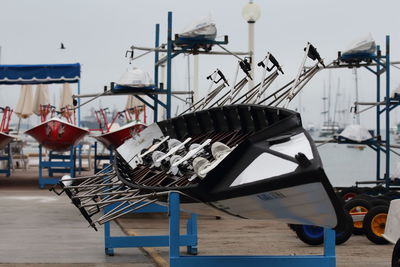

125,95,143,110
339,124,373,143
33,84,50,116
59,83,73,110
15,84,34,119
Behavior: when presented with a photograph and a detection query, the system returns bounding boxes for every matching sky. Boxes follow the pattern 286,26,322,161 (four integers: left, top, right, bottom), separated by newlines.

0,0,399,129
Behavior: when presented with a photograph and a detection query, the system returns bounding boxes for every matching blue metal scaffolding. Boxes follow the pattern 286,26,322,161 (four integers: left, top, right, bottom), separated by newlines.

93,142,113,174
38,145,76,189
334,35,394,188
167,192,336,267
103,201,198,256
0,143,11,176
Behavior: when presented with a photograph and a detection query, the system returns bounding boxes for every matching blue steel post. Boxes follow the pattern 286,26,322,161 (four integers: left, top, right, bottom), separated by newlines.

385,35,390,188
324,228,335,260
376,45,381,180
166,12,172,119
77,80,82,173
169,192,180,262
38,145,43,189
154,24,160,122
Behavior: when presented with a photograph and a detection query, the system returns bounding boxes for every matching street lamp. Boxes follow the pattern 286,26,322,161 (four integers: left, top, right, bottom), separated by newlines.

242,0,261,91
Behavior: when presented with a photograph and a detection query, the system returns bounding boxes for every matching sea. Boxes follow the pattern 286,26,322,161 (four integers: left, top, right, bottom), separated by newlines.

316,133,399,187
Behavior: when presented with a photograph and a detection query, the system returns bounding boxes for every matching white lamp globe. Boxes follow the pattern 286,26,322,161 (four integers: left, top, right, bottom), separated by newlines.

242,1,261,23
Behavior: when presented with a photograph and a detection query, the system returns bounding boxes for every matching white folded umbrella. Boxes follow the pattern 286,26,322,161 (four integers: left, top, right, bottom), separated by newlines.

15,84,34,119
33,84,50,116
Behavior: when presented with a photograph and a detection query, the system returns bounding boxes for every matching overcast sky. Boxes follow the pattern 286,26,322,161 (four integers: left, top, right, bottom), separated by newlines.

0,0,399,129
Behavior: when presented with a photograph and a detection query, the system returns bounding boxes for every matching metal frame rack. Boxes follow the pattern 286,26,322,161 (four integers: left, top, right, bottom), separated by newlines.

330,35,396,188
168,192,335,267
38,145,76,189
103,200,198,256
0,143,11,176
93,142,113,174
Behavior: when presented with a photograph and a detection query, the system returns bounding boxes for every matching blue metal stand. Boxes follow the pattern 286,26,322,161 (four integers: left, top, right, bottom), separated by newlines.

93,142,113,173
168,192,335,267
103,201,198,256
0,143,11,176
38,145,76,189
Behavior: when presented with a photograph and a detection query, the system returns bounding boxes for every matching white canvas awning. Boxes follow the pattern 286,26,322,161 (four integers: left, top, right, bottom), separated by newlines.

339,124,373,143
15,84,33,119
33,84,50,116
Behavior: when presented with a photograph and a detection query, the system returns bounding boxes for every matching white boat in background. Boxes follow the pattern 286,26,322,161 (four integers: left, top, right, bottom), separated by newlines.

180,14,217,41
319,122,340,137
341,33,376,61
117,67,154,88
339,124,373,143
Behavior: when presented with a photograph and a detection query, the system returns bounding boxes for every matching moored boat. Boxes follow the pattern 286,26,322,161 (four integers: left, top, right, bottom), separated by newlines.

25,117,89,152
92,121,146,149
113,104,346,229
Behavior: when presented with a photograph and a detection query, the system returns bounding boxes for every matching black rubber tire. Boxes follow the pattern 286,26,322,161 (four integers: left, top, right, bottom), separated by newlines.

392,238,400,267
339,187,360,202
385,191,400,200
335,211,353,245
369,198,390,207
344,199,372,235
288,224,299,232
363,205,390,245
294,213,353,246
353,194,373,201
370,185,389,195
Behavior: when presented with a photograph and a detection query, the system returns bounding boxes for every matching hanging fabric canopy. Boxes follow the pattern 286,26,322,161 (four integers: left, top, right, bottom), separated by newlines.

0,63,80,85
15,85,34,119
125,95,143,110
33,84,50,116
59,83,73,113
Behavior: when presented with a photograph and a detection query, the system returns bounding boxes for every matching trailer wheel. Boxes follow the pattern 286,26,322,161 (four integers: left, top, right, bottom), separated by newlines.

344,199,371,235
363,205,390,245
392,238,400,267
369,198,390,207
340,187,360,201
335,212,353,245
295,225,324,245
294,213,353,246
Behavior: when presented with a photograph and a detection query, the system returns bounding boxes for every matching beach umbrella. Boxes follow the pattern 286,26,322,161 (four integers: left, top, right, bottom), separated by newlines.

59,83,73,117
125,95,143,110
15,84,34,119
33,84,50,116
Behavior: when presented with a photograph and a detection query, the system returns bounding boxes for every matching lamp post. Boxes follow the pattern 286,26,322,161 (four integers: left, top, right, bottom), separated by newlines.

242,0,261,91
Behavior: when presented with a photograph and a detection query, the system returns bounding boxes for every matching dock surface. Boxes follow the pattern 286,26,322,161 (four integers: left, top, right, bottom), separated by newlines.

0,169,154,267
0,168,395,267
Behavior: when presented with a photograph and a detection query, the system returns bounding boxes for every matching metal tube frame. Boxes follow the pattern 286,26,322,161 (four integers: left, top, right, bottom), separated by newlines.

168,192,335,267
